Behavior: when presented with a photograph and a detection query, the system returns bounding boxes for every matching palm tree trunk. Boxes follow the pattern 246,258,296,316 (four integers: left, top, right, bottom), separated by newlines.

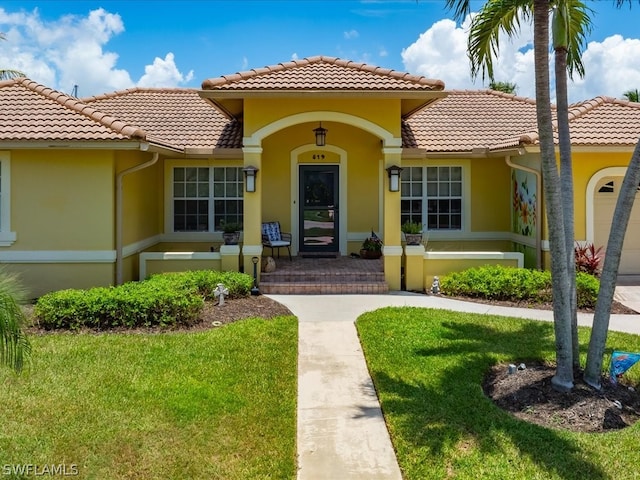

554,46,580,367
534,0,574,391
585,138,640,388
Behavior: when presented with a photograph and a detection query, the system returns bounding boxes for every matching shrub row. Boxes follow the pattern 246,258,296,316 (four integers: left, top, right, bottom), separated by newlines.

34,270,253,330
440,265,599,309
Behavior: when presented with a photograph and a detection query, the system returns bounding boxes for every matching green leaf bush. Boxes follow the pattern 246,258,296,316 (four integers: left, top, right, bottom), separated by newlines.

34,271,253,330
440,265,599,309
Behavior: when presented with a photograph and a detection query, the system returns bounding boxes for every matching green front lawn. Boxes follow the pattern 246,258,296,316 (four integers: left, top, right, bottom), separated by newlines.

356,307,640,480
0,317,297,479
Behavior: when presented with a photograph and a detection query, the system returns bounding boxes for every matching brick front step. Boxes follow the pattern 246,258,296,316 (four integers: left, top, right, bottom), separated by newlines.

256,256,387,294
259,281,389,295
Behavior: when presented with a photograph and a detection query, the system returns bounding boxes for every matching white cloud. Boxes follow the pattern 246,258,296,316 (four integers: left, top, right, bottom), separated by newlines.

138,53,194,87
570,35,640,101
402,14,640,103
344,29,359,40
401,16,535,95
291,52,299,60
0,7,194,96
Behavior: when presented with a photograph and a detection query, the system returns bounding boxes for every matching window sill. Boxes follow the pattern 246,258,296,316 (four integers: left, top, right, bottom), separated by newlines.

0,231,17,246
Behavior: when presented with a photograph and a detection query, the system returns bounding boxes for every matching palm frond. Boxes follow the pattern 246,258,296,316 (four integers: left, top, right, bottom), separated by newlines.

0,70,26,81
559,0,593,79
444,0,473,22
468,0,533,82
0,268,31,373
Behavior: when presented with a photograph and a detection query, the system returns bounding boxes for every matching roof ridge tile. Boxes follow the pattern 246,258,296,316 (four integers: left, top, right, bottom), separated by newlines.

201,55,444,90
81,86,197,103
17,77,147,140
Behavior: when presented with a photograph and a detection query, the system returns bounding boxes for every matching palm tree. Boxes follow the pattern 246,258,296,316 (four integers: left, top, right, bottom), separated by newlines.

489,80,517,94
583,0,640,389
584,142,640,387
623,89,640,102
447,0,640,391
553,1,593,368
446,0,593,392
0,32,25,80
0,269,31,373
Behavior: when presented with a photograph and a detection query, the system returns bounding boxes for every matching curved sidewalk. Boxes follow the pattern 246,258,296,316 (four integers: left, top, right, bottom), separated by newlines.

267,293,640,480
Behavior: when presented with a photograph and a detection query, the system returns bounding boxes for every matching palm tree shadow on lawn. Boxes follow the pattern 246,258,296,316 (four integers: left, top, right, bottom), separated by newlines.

366,317,638,479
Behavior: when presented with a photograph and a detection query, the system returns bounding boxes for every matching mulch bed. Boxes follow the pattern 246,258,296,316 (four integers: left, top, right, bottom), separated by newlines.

485,363,640,432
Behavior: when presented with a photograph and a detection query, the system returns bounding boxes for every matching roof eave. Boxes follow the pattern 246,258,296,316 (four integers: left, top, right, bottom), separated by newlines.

198,89,448,121
0,140,148,150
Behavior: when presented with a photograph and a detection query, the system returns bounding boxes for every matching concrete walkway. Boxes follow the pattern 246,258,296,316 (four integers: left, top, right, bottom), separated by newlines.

267,292,640,480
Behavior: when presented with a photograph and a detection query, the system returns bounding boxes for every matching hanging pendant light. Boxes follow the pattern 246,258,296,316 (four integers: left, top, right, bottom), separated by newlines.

314,122,327,146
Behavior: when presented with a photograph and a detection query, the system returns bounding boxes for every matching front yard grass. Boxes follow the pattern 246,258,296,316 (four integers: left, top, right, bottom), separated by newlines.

0,316,297,480
356,307,640,480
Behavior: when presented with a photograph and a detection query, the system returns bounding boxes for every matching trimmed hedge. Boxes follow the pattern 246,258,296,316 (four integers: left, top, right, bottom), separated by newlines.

440,265,599,309
34,270,253,330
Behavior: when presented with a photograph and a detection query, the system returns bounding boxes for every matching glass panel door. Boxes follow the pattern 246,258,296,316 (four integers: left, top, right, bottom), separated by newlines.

299,165,339,253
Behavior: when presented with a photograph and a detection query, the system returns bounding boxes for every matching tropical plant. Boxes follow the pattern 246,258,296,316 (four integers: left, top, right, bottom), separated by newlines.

446,0,640,391
583,0,640,389
488,80,517,94
361,231,383,252
574,242,603,276
0,268,31,373
623,88,640,102
446,0,593,391
401,220,422,234
219,220,242,233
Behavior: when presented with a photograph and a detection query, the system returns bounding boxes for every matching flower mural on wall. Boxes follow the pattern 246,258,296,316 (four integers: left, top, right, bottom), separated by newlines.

512,170,536,238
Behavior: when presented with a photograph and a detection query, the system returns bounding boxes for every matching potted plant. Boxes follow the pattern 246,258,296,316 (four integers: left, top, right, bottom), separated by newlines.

360,231,383,259
401,220,423,246
220,220,242,245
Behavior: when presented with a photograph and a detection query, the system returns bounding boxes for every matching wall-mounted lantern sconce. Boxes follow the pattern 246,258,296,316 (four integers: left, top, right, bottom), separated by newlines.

314,122,327,147
386,165,403,192
243,165,259,193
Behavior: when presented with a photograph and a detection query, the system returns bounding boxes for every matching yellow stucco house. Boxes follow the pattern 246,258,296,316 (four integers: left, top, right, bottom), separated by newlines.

1,56,639,297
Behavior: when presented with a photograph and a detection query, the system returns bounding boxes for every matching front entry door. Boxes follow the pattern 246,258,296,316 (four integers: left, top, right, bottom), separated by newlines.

299,165,339,254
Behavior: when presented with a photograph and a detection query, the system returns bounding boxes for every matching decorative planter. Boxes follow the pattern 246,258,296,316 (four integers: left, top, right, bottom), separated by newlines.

223,231,240,245
360,248,382,259
404,233,423,246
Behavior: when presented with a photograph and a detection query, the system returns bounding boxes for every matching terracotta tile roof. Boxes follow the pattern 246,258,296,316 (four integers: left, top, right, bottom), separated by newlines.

564,97,640,146
82,88,242,149
201,55,445,91
403,90,540,152
507,96,640,148
0,78,146,142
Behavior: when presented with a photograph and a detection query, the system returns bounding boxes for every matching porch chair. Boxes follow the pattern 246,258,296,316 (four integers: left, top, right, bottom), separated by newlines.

261,221,292,260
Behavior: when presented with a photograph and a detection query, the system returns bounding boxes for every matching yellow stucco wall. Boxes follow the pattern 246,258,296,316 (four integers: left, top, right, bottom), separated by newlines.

5,264,113,299
116,152,163,246
572,150,634,240
244,98,401,137
143,258,222,278
11,150,114,250
261,123,383,235
470,157,511,232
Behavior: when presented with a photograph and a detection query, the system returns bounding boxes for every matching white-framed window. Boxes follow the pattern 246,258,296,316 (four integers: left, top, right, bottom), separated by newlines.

172,166,243,232
0,152,15,246
401,165,463,231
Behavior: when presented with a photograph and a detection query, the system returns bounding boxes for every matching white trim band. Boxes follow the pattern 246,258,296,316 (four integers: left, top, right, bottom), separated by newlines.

424,251,524,268
0,250,116,263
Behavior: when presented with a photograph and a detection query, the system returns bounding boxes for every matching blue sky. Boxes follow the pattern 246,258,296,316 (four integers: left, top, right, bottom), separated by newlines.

1,1,639,102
